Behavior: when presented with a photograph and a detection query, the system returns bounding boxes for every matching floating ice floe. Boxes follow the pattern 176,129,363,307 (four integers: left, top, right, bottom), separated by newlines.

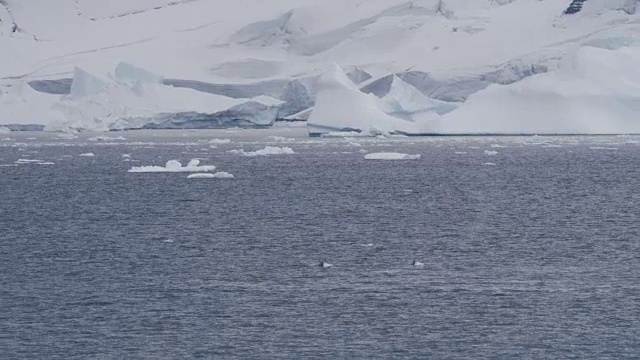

56,133,78,139
15,159,46,164
128,159,216,173
209,138,231,145
79,152,95,157
187,171,234,179
228,146,295,157
484,150,499,156
88,136,127,141
268,136,295,142
483,162,497,166
364,152,421,160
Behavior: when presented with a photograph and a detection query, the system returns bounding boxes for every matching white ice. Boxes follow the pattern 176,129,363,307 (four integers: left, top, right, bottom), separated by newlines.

364,153,421,160
228,146,295,157
128,159,216,173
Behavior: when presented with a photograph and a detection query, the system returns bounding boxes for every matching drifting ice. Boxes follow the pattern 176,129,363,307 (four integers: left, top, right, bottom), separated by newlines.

128,159,216,173
228,146,295,156
364,153,421,160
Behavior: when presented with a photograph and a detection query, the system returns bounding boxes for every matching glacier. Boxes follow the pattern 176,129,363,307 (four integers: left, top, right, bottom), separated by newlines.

0,0,639,134
434,45,640,134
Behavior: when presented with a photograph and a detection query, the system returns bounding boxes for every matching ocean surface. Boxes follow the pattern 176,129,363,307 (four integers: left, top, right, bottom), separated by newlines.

2,127,640,358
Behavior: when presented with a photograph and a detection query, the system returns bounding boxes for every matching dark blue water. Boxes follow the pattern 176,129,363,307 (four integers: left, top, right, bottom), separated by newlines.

2,130,640,358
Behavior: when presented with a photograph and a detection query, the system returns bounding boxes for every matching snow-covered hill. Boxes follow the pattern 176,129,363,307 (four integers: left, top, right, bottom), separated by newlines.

0,0,639,133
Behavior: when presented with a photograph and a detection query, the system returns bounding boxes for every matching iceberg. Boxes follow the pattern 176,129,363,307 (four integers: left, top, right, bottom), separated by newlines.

364,153,421,160
0,82,62,127
48,65,283,132
69,67,108,99
435,46,640,134
128,159,216,173
114,62,164,87
376,76,459,120
308,65,432,137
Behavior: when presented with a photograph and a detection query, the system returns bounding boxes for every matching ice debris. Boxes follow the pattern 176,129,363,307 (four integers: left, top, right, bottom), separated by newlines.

228,146,295,157
364,153,421,160
128,159,216,173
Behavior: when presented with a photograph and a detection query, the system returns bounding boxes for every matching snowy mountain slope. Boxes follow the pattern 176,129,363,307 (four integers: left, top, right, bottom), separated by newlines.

0,0,639,132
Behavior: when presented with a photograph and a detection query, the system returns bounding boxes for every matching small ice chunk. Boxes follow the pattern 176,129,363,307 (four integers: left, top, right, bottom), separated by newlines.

412,261,424,266
228,146,295,157
484,150,498,156
188,171,235,179
209,138,231,145
122,154,131,158
187,173,215,179
269,136,295,142
129,159,216,173
483,162,497,166
364,153,421,160
88,136,127,141
0,127,11,134
212,171,234,179
79,153,95,157
186,159,201,168
165,160,182,170
15,159,46,164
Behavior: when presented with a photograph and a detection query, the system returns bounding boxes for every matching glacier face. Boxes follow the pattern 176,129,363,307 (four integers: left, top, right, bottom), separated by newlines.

0,0,639,133
434,46,640,134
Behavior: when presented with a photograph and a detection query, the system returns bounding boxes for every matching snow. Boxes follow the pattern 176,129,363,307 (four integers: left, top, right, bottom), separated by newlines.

228,146,295,157
364,153,421,160
128,159,216,173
